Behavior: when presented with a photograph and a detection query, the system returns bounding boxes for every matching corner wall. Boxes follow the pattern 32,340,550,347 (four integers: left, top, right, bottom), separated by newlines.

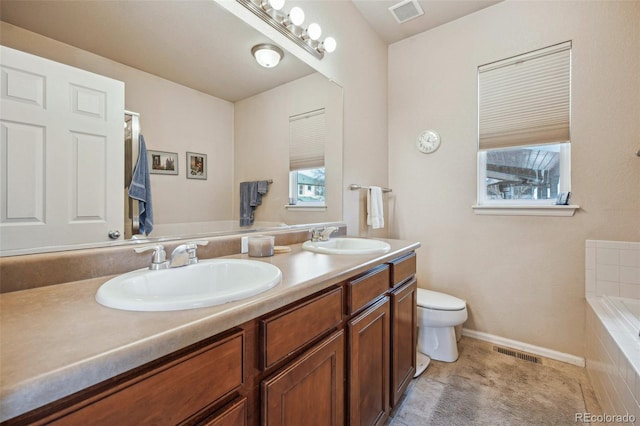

388,1,640,357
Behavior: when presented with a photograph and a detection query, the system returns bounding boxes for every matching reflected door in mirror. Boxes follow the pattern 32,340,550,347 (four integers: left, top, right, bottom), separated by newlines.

0,46,124,252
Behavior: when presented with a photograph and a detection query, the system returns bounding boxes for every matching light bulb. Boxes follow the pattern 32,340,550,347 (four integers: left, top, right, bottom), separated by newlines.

288,7,305,26
261,0,284,11
306,23,322,41
319,37,337,53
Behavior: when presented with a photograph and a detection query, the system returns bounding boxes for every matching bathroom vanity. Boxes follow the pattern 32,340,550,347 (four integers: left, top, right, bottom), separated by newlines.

0,239,418,425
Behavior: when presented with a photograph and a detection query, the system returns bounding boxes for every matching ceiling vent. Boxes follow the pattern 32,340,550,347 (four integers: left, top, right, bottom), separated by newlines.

388,0,424,24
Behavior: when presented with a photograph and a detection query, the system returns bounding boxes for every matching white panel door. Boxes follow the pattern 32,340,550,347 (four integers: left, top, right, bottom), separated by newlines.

0,46,124,252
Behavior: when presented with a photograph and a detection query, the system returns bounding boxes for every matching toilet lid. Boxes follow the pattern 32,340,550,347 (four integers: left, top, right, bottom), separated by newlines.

417,288,466,311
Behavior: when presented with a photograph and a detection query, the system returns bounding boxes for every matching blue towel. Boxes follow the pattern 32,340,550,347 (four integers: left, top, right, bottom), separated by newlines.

240,180,269,226
128,134,154,235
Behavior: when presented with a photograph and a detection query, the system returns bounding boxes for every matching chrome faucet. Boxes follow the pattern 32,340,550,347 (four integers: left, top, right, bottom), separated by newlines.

310,226,339,242
134,245,169,270
168,240,209,268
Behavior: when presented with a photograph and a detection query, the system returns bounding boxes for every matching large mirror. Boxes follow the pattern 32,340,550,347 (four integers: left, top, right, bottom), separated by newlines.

0,0,343,254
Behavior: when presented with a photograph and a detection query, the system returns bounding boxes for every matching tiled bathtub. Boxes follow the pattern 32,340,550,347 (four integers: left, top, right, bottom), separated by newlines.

585,240,639,422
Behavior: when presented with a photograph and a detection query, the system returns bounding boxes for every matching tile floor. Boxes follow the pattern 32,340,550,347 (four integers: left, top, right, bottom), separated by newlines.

388,337,602,426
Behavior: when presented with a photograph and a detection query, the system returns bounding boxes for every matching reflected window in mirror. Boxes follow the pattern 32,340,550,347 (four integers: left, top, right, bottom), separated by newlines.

288,109,326,207
477,41,572,205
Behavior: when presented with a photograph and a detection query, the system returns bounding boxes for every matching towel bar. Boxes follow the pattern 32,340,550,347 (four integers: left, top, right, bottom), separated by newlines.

349,184,392,193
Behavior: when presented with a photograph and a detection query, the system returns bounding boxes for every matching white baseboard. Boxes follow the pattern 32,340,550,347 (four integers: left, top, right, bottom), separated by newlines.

462,328,585,367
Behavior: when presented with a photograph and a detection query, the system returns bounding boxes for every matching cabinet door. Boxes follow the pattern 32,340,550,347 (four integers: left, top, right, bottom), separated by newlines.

262,330,345,426
348,297,390,426
390,278,417,408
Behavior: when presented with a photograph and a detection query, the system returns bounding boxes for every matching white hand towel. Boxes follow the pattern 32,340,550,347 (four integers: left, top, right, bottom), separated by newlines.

367,186,384,229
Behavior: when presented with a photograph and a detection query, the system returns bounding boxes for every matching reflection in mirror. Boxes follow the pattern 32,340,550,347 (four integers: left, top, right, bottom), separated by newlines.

288,109,327,207
124,111,141,240
0,0,343,255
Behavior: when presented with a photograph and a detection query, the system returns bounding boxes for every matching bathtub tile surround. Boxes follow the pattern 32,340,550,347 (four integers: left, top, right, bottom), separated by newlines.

586,240,640,299
585,240,640,422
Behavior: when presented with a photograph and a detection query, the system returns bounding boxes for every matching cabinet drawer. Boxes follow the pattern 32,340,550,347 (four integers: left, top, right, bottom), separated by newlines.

260,286,343,369
200,396,247,426
388,252,416,288
347,265,390,315
51,331,244,425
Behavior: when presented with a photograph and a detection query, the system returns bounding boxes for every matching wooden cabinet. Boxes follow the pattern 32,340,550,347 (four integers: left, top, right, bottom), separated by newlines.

261,331,345,426
38,331,245,426
348,297,390,426
389,278,417,408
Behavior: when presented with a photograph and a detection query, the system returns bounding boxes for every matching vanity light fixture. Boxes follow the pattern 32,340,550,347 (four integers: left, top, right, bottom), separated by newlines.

237,0,337,59
251,43,284,68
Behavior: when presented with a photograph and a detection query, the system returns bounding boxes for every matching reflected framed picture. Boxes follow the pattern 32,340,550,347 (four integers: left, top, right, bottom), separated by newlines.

148,150,178,175
187,152,207,180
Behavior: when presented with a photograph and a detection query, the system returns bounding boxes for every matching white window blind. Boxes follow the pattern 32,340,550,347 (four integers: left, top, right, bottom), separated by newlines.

478,41,571,150
289,108,325,171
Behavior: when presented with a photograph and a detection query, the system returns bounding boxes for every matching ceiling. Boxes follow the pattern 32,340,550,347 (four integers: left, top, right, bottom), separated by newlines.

0,1,501,101
0,0,315,102
353,0,502,44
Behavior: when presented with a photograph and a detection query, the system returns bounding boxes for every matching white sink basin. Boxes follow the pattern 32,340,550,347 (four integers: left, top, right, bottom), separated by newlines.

302,238,391,255
96,259,281,311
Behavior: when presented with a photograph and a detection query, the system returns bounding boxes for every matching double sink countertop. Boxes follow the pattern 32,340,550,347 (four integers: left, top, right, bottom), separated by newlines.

0,238,419,422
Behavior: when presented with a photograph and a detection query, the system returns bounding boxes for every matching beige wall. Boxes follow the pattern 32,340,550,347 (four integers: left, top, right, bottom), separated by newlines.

234,73,343,225
388,1,640,357
0,22,235,228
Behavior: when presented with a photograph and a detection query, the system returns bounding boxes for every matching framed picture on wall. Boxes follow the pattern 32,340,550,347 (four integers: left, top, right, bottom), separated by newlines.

187,152,207,180
148,150,178,175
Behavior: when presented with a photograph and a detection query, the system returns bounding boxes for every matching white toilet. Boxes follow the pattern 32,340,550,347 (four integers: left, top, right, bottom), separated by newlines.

416,288,468,364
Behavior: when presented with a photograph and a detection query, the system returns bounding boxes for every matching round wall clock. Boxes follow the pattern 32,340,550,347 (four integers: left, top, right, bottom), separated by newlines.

416,130,441,154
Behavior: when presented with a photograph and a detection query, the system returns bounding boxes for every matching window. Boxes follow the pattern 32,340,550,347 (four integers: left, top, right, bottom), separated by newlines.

477,41,572,208
289,109,326,207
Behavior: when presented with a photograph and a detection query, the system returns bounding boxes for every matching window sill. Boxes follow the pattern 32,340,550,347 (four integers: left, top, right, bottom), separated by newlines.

472,204,579,217
285,205,327,212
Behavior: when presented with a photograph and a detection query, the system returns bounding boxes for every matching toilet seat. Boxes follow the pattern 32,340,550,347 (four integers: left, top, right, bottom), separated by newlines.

417,289,465,311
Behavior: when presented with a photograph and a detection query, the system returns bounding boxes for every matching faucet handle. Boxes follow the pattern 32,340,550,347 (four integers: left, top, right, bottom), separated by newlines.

134,245,168,270
185,240,209,250
310,228,323,242
320,226,339,241
184,240,209,264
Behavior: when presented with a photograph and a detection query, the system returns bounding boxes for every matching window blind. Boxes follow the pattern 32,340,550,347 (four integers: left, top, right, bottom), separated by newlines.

289,108,325,171
478,41,571,150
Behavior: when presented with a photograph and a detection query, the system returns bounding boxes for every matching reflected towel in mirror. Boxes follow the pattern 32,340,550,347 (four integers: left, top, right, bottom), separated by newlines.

128,134,154,235
240,180,270,226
